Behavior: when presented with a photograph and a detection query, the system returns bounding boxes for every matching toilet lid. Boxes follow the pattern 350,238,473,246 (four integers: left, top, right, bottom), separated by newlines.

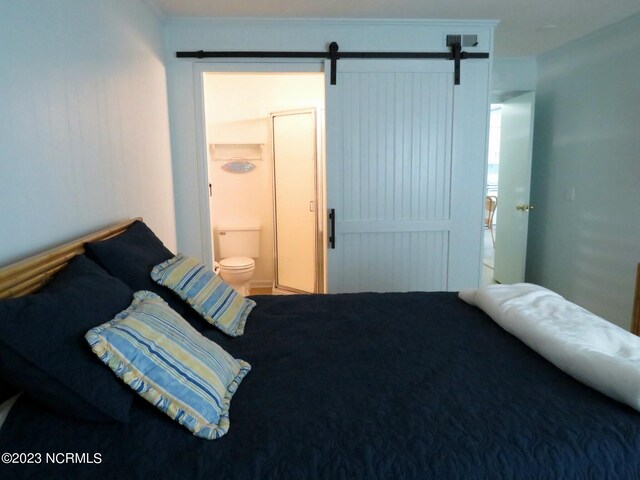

219,256,254,269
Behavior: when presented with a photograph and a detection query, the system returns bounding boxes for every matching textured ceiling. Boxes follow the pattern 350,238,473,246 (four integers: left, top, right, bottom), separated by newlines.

148,0,640,57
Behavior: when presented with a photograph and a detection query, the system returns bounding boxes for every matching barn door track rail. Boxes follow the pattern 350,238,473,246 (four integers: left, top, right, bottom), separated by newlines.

176,41,489,86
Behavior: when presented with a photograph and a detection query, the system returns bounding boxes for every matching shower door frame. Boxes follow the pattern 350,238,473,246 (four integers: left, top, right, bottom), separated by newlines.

271,108,325,294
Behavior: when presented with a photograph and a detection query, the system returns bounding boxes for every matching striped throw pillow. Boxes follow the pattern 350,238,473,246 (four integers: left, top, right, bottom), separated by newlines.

151,254,256,337
85,291,251,440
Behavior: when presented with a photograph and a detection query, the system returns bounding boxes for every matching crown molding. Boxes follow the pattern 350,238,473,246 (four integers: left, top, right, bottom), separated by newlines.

164,16,499,29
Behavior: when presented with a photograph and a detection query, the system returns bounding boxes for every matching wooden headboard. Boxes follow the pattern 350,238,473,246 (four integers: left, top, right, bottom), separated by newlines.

633,263,640,336
0,218,141,300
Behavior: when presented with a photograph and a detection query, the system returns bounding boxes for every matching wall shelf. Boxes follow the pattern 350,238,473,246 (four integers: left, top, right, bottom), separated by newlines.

210,143,264,162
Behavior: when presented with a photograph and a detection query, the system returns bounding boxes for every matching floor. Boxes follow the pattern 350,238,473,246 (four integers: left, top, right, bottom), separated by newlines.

249,287,273,296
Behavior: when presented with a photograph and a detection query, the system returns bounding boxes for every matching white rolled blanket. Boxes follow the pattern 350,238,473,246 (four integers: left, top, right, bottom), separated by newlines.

459,283,640,412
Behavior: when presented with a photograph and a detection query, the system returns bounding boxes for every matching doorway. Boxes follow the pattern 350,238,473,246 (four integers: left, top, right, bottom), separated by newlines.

482,104,502,285
483,91,536,286
203,73,325,294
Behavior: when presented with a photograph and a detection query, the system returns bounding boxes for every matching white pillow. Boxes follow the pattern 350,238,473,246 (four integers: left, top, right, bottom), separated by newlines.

0,393,21,431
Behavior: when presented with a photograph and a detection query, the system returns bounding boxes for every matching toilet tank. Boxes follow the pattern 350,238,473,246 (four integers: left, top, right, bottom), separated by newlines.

216,224,260,258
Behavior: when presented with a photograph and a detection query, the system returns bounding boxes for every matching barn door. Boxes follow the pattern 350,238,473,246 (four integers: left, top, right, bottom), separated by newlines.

325,59,484,293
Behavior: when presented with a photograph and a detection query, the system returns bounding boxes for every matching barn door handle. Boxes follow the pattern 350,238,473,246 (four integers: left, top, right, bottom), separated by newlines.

328,208,336,249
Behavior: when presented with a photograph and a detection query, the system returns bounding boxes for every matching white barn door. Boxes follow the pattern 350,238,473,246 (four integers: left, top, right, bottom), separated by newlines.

325,59,487,293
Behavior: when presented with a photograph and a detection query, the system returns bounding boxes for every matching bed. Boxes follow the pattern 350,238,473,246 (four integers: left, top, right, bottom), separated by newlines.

1,219,640,479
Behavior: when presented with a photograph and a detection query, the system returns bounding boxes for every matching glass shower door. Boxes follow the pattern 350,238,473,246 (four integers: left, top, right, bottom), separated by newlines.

272,108,320,293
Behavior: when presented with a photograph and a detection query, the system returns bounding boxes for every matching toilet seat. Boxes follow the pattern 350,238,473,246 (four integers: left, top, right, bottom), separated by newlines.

219,256,255,270
217,257,255,296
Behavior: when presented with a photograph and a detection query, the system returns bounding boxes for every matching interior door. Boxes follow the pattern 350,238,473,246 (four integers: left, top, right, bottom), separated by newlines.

272,109,318,293
493,91,536,284
325,59,486,293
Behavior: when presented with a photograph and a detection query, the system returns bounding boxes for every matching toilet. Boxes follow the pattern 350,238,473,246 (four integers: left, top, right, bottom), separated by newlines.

215,224,260,296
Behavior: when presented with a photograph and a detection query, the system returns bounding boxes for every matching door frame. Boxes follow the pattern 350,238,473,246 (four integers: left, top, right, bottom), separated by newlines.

192,61,324,271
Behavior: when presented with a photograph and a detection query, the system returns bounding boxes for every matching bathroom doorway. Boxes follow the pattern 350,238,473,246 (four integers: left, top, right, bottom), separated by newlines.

202,72,326,294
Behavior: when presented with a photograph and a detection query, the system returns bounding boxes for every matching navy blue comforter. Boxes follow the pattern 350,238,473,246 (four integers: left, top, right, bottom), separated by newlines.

2,292,640,479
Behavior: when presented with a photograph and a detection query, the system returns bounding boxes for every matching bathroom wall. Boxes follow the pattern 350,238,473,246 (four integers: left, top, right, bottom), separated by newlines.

203,74,325,288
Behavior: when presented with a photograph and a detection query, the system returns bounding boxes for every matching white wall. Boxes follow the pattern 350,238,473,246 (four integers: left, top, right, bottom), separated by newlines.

164,18,496,263
0,0,176,265
491,57,537,95
204,74,324,286
527,13,640,329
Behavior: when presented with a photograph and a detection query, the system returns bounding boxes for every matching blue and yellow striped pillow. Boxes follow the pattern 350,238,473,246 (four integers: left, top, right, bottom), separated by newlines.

85,291,251,440
151,254,256,337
